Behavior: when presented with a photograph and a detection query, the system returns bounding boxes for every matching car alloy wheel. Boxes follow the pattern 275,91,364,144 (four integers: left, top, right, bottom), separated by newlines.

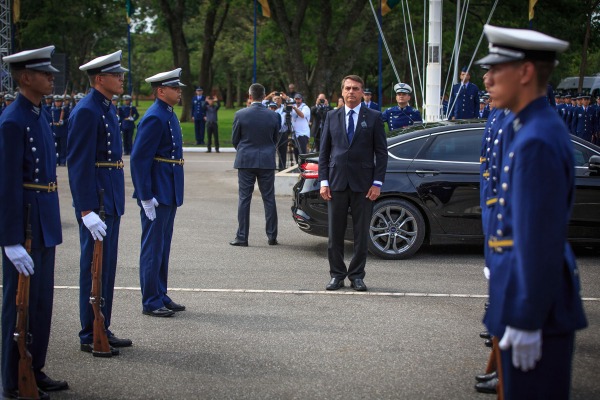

368,198,426,259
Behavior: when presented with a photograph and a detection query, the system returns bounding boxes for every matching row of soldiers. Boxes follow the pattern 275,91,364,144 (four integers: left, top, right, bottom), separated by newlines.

555,92,599,144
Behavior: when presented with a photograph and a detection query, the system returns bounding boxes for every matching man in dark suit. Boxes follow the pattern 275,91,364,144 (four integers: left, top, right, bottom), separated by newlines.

318,75,388,292
230,83,281,247
448,66,479,119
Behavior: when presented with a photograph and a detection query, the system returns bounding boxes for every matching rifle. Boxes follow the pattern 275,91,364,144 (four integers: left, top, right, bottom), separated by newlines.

14,204,39,399
58,83,68,126
89,189,112,357
491,336,504,400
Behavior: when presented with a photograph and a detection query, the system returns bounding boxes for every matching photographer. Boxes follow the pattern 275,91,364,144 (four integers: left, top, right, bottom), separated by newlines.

282,92,310,163
310,93,332,151
268,96,289,170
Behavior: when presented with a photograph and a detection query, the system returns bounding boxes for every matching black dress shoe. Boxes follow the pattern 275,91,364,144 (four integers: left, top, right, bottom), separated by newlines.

268,238,278,245
326,277,345,290
80,343,120,356
484,339,493,348
229,239,248,247
479,331,491,339
143,307,175,317
475,371,497,382
165,301,186,311
3,388,49,399
108,334,133,347
350,278,368,291
475,377,498,394
37,375,69,392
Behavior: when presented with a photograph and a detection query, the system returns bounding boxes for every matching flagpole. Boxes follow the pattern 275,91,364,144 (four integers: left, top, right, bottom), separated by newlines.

126,0,133,95
253,0,257,83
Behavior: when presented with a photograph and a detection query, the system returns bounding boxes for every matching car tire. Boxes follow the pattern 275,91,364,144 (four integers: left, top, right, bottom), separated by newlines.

368,198,426,260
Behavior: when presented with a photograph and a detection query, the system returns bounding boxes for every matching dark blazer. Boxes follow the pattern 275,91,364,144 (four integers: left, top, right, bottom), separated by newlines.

318,105,388,192
131,99,184,207
232,102,280,170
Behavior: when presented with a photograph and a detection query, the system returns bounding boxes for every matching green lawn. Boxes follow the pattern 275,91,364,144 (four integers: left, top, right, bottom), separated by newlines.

133,100,239,147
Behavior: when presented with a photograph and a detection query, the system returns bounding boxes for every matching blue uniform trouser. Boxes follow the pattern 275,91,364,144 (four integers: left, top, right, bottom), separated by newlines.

76,212,120,344
236,168,278,242
122,127,134,154
139,204,176,312
2,247,55,391
194,119,205,144
501,332,575,399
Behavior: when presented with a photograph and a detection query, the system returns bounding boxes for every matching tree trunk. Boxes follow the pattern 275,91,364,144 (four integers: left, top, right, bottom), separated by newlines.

159,0,193,122
199,0,230,93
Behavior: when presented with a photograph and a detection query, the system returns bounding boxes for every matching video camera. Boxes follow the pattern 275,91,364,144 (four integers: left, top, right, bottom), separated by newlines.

284,99,295,113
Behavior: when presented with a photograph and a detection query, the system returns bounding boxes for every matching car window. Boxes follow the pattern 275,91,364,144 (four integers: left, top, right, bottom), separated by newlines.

420,129,483,162
572,141,595,167
388,136,428,159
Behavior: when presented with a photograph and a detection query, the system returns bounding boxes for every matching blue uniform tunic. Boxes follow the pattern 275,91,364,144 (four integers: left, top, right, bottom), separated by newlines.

67,88,125,344
191,94,205,144
484,97,587,398
448,82,479,119
380,105,422,130
50,104,69,165
571,105,597,142
118,103,140,155
0,94,62,390
130,99,184,312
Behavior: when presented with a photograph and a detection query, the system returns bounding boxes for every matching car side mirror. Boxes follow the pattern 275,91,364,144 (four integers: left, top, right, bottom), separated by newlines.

589,155,600,173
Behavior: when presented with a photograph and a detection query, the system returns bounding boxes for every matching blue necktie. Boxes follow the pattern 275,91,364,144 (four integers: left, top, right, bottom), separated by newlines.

347,109,355,143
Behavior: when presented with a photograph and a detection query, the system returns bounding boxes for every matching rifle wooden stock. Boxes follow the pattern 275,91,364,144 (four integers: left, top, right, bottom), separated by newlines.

492,336,504,400
90,189,112,357
14,204,39,399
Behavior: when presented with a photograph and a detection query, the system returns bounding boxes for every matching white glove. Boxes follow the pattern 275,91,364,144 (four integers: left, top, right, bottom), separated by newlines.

4,245,34,276
82,212,107,241
499,326,542,372
483,266,490,280
141,198,159,221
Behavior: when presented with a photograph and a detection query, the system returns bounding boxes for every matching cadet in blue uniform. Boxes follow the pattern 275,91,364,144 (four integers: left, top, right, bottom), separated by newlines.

50,95,68,166
448,66,479,119
362,88,380,111
130,68,187,318
477,99,490,119
1,45,69,399
67,50,132,356
380,83,422,130
118,94,139,155
571,93,596,143
192,86,205,145
476,25,587,399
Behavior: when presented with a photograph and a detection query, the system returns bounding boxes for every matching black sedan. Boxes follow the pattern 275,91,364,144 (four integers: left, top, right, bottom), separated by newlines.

291,121,600,259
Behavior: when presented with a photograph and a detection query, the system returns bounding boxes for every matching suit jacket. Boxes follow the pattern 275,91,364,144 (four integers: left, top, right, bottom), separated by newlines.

232,102,280,170
131,99,184,207
318,105,388,192
67,88,125,216
0,94,62,248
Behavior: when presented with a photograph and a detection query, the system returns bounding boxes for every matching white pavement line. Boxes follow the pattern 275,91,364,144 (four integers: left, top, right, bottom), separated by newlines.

47,286,600,301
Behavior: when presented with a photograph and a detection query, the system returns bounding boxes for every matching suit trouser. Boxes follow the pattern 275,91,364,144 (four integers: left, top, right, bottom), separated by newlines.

236,168,278,242
327,187,372,280
76,213,120,344
501,332,575,400
2,247,55,390
206,121,219,151
139,204,176,312
194,119,205,144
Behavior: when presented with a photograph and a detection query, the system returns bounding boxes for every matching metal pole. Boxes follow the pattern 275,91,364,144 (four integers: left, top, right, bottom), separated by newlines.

425,0,442,122
453,0,460,85
378,0,382,107
253,0,257,83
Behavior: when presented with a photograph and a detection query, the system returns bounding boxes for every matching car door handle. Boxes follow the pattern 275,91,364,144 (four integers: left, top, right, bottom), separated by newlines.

415,169,440,176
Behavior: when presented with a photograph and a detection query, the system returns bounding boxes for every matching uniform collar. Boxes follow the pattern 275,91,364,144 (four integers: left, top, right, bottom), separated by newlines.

91,88,113,111
15,94,42,119
156,98,174,113
513,96,548,133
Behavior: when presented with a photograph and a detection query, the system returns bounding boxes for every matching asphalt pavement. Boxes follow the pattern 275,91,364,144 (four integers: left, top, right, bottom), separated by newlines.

2,150,599,399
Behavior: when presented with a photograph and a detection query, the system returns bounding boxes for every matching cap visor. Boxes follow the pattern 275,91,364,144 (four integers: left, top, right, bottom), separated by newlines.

476,53,521,66
31,65,60,73
104,66,129,73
